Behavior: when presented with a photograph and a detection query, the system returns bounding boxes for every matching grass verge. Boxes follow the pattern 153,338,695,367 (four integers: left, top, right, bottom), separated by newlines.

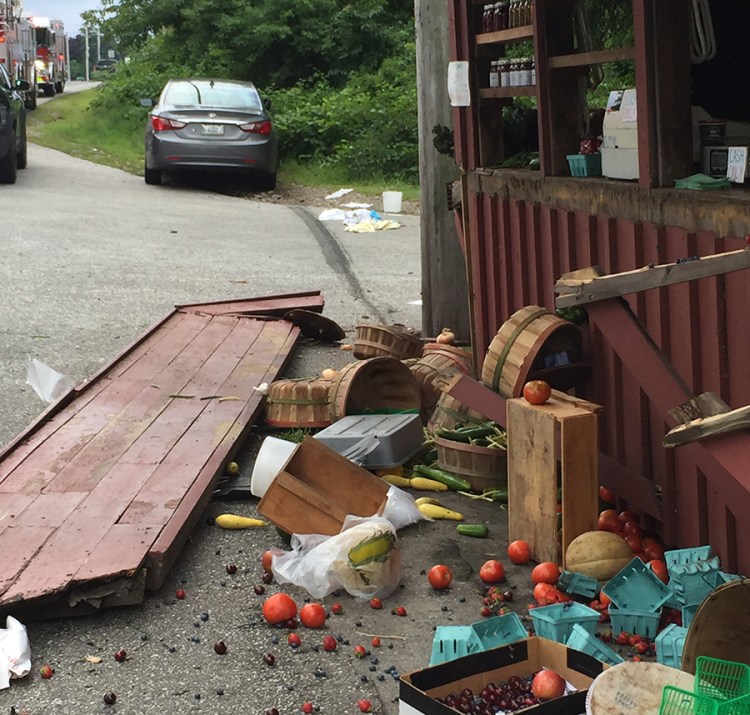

26,88,421,198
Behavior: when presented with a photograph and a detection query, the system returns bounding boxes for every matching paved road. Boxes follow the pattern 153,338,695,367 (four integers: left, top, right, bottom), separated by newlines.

0,90,517,715
1,100,421,447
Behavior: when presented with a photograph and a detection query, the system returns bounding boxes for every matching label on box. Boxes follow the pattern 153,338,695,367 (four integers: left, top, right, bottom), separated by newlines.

726,146,748,183
620,90,637,122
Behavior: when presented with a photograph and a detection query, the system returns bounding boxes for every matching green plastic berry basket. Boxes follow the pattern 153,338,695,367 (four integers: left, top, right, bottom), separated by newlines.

695,657,750,714
659,686,719,715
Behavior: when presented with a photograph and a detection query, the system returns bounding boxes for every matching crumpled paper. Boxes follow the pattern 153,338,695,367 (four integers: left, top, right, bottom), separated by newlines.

26,358,75,403
0,616,32,689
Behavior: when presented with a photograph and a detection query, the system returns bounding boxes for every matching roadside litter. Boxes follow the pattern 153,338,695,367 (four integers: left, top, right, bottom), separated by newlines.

0,616,31,690
324,188,353,200
25,358,75,403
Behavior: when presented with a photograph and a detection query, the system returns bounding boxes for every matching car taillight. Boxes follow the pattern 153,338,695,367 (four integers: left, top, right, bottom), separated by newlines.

239,120,272,136
150,116,186,132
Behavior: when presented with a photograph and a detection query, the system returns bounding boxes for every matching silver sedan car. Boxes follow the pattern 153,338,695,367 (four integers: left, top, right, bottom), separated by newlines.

143,79,278,189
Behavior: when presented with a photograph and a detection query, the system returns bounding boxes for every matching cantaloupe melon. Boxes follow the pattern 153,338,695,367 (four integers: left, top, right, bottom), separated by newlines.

565,530,633,581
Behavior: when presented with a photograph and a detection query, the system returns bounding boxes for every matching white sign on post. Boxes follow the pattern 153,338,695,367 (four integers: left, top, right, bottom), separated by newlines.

726,146,748,184
447,61,471,107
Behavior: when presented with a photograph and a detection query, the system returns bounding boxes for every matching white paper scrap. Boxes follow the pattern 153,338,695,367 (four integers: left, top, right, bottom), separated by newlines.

448,61,471,107
324,188,353,200
26,358,76,404
0,616,32,689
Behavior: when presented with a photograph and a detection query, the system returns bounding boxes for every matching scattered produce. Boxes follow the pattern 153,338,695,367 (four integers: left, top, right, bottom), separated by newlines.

323,635,338,652
226,461,240,475
395,605,407,617
530,562,559,585
175,589,187,600
371,637,381,648
214,514,268,529
262,593,298,625
565,530,632,580
254,585,266,596
418,502,464,521
649,559,669,583
262,550,274,574
410,476,449,491
531,669,566,700
299,603,327,628
358,698,373,712
114,649,127,663
436,422,507,449
380,473,413,488
479,560,505,583
321,368,338,380
427,564,453,590
523,380,552,405
459,487,508,503
302,702,314,714
288,633,301,648
354,645,367,658
598,485,616,504
456,523,489,538
331,602,344,615
507,539,531,564
40,664,54,679
103,692,117,705
226,564,237,575
348,530,396,567
369,598,383,610
263,652,276,666
436,674,547,712
415,496,442,507
214,640,228,655
436,327,456,344
412,464,471,492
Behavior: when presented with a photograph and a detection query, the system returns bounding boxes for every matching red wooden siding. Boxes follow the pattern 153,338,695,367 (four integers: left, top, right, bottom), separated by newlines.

465,192,750,574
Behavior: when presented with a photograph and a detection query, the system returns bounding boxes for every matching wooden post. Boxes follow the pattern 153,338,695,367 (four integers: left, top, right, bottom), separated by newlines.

416,0,471,339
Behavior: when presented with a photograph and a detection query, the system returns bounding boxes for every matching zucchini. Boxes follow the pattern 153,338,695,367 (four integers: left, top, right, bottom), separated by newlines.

412,464,472,492
456,523,489,538
410,477,449,491
436,425,496,443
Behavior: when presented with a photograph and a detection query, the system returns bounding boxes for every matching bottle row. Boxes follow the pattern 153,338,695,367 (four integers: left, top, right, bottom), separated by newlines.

480,0,534,33
489,58,536,88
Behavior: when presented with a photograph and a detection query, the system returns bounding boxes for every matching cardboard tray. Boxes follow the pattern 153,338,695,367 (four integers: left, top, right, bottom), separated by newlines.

257,436,389,536
399,637,605,715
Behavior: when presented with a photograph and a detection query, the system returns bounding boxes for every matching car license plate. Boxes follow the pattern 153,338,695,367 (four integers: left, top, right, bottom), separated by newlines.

201,124,224,136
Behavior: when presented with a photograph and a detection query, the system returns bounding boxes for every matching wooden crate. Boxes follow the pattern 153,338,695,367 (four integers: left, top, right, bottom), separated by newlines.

506,391,601,566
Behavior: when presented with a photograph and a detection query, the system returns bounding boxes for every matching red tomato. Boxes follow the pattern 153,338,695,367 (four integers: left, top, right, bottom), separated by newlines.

648,559,669,584
261,550,274,574
479,559,505,583
597,509,620,532
427,564,453,590
623,520,642,537
523,380,552,405
507,540,531,565
618,510,639,525
644,542,666,562
299,603,326,629
625,533,642,553
599,485,616,504
531,562,560,585
599,590,612,607
533,582,554,602
262,593,297,625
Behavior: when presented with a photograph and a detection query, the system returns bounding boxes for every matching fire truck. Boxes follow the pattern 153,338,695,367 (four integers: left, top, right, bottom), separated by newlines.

0,0,37,108
29,14,66,97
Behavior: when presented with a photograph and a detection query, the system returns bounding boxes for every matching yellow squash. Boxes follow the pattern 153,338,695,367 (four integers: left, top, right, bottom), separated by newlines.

214,514,268,529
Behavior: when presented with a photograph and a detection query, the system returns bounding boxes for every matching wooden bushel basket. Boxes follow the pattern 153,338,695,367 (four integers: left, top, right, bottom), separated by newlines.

327,357,421,422
427,391,487,434
408,354,463,423
421,342,474,375
435,436,507,492
265,378,332,428
481,305,584,397
353,324,423,360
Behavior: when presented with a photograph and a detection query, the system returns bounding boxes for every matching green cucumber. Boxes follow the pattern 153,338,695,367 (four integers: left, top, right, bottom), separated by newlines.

437,425,496,442
412,464,472,492
456,523,489,538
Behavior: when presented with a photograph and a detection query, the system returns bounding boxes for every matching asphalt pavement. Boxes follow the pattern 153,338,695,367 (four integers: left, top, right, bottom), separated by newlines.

0,132,531,715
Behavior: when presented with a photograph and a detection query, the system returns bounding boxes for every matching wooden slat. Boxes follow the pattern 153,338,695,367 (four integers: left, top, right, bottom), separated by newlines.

664,405,750,448
72,525,159,582
555,249,750,308
0,494,37,535
507,400,557,563
0,526,55,597
177,291,325,317
547,47,634,69
560,413,599,566
475,25,533,44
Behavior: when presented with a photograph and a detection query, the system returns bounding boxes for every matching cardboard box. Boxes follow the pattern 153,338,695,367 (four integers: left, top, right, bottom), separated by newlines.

257,436,390,536
399,637,605,715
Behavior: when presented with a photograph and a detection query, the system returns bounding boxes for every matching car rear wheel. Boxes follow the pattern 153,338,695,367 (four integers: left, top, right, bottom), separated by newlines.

0,132,18,184
256,171,277,192
144,162,162,185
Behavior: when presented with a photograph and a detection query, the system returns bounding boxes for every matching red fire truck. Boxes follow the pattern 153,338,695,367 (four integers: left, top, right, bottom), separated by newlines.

29,14,66,97
0,0,37,108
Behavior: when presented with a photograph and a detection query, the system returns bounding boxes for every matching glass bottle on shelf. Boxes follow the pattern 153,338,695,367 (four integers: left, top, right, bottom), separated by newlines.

499,1,509,30
500,60,510,88
492,2,501,31
530,58,536,85
489,61,499,89
481,4,490,33
523,0,532,25
507,0,515,28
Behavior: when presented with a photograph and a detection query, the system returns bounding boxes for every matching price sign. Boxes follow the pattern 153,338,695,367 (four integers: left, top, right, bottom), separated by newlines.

726,146,748,184
447,61,471,107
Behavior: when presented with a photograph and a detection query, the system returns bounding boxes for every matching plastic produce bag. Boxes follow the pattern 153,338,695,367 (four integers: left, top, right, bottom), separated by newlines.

0,616,32,689
382,485,422,530
272,515,401,600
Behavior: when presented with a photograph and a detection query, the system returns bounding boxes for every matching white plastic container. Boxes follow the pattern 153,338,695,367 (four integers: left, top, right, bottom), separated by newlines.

382,191,403,213
250,436,299,497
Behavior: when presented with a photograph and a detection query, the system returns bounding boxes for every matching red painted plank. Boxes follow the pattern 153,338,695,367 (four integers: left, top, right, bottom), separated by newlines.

177,291,324,317
9,493,87,528
72,525,159,582
0,494,37,536
0,526,55,598
508,199,529,307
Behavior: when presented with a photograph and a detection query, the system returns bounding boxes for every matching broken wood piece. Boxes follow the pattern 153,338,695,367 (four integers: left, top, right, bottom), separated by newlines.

667,391,731,425
554,248,750,308
663,404,750,448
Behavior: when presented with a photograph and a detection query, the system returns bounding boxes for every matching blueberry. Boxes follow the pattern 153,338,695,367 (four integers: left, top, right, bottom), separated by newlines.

271,635,279,645
361,675,368,683
377,674,385,681
369,656,379,665
216,688,224,696
441,606,448,612
169,646,176,653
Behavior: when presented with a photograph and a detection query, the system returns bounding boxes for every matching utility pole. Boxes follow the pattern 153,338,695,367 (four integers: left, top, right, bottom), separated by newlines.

84,23,89,80
414,0,470,339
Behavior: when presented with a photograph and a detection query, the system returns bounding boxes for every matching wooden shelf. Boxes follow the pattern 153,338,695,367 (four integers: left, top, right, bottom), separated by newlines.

476,25,534,45
480,86,537,99
548,47,635,69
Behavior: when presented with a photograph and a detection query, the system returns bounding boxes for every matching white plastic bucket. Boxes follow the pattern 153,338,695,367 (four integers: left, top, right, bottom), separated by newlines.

250,436,299,497
382,191,403,213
